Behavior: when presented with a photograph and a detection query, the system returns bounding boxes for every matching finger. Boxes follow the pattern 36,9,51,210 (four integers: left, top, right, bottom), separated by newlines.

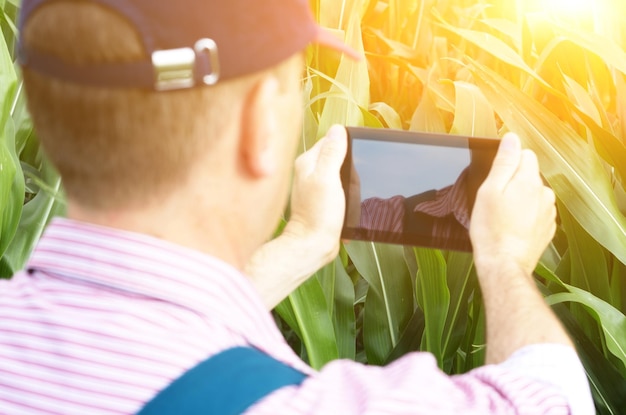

519,149,540,175
294,136,325,177
294,125,347,177
543,186,556,206
314,125,348,175
513,150,545,191
483,132,523,189
544,187,557,221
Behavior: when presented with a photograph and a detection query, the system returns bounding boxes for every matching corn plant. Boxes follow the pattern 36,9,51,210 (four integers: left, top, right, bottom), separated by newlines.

2,0,625,413
0,0,62,278
275,1,626,413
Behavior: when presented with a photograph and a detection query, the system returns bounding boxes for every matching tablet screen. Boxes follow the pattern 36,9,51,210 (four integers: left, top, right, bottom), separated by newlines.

341,127,499,251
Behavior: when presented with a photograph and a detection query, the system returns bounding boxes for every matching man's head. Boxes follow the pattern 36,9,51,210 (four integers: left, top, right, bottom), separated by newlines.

19,0,355,264
19,0,353,210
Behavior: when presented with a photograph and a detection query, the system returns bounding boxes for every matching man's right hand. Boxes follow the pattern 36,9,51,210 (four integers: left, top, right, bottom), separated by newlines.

469,133,557,277
467,133,594,414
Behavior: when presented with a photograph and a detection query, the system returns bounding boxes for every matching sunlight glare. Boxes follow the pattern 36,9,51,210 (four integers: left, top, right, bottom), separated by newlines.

545,0,594,18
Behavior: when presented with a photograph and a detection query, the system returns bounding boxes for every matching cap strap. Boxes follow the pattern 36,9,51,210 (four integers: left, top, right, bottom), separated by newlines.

18,38,220,91
153,38,220,91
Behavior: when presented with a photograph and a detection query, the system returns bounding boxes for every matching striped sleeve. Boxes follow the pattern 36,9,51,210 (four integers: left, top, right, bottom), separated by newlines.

246,344,593,414
360,195,405,233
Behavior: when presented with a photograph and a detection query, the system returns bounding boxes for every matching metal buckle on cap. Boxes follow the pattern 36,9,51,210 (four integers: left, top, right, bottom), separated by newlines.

152,47,195,91
152,38,220,91
194,38,220,86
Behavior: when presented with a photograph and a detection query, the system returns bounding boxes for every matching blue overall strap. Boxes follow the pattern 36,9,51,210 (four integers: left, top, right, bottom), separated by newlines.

137,347,308,415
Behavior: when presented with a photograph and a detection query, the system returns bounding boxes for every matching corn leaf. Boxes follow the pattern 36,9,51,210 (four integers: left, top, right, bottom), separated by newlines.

384,308,425,364
450,81,498,138
562,74,602,126
554,26,626,77
369,102,402,130
0,158,61,277
0,28,23,261
479,18,521,50
414,248,449,368
281,274,339,369
547,288,626,377
558,206,612,303
441,251,476,372
317,10,369,135
471,62,626,266
345,241,413,365
315,258,356,360
548,300,626,415
437,19,535,76
410,85,447,133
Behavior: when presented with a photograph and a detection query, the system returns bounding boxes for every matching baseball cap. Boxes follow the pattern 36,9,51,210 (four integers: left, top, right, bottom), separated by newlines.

18,0,360,91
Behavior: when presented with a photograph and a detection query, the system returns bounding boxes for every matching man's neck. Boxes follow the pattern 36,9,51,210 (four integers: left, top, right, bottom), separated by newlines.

67,200,252,271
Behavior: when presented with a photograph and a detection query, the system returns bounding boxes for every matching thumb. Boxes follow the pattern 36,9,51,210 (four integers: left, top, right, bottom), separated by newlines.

314,125,348,175
484,132,522,189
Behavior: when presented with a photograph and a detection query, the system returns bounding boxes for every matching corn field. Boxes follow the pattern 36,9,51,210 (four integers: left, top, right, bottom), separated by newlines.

1,0,626,413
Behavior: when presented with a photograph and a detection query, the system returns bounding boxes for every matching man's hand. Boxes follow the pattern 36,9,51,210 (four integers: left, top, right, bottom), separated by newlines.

283,125,348,261
469,132,573,364
470,133,557,277
246,125,348,309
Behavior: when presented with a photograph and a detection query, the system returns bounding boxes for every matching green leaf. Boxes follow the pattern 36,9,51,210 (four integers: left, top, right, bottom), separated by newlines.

437,20,535,76
369,102,402,130
0,30,24,259
365,27,420,60
317,0,359,30
471,62,626,266
558,205,612,303
0,158,61,277
450,81,498,138
441,251,476,372
274,297,302,340
315,258,356,360
609,258,626,312
479,18,521,50
317,10,369,135
552,25,626,77
550,301,626,415
547,287,626,376
414,248,449,368
384,308,425,364
282,275,339,369
562,74,602,126
409,85,448,133
538,264,626,376
345,241,413,365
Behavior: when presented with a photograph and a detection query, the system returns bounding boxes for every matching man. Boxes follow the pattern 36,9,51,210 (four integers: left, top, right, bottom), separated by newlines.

0,0,593,414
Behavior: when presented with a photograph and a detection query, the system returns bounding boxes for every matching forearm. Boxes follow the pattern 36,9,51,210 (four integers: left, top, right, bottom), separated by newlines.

246,224,338,310
476,259,574,364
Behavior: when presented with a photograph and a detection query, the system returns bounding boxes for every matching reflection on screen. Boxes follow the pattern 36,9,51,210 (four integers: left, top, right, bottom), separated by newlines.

353,139,471,200
342,129,499,251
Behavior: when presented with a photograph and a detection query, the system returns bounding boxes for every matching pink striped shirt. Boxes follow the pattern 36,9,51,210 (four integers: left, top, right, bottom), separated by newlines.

0,219,593,414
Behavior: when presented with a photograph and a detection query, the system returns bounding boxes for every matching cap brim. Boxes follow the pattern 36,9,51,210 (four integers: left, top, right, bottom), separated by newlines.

313,27,363,60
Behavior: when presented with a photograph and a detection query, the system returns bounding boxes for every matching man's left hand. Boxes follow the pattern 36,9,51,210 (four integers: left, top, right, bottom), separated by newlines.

246,125,348,309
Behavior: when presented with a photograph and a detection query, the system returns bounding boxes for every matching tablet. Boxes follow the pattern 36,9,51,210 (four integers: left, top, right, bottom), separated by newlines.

341,127,500,251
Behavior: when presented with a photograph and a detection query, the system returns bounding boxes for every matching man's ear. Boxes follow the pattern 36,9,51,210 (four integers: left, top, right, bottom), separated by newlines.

239,75,280,178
